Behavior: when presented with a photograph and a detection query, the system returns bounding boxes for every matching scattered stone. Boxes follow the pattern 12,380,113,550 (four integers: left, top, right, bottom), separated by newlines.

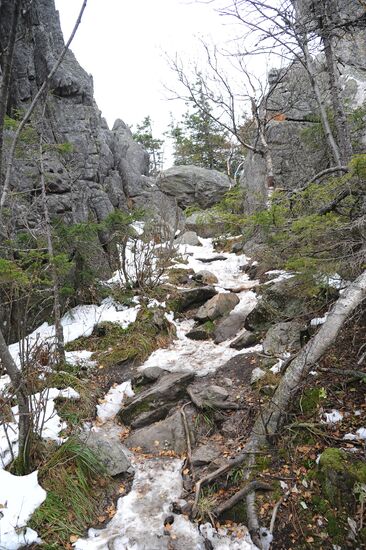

240,260,259,279
175,231,201,246
186,329,212,341
262,321,304,355
231,242,244,253
191,443,221,466
192,270,218,285
119,371,194,429
195,293,239,322
251,367,266,384
175,286,217,312
80,425,133,476
230,330,259,350
125,409,194,454
187,383,229,408
141,366,169,381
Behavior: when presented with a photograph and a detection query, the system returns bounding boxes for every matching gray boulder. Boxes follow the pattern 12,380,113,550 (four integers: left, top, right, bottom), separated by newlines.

230,330,259,350
119,371,194,428
157,165,232,209
188,384,229,408
175,286,217,312
125,409,194,454
262,321,304,355
195,293,239,322
214,311,248,344
192,443,221,466
185,210,225,238
175,231,201,246
80,425,133,476
192,270,219,285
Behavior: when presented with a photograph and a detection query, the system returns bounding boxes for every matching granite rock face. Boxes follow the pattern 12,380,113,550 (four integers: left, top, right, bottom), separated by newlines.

240,0,366,211
0,0,151,229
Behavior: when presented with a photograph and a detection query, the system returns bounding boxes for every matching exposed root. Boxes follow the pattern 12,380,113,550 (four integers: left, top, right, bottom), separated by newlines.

213,480,272,516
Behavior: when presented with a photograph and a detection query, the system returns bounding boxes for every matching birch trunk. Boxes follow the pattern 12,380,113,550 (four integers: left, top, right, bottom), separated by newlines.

253,270,366,443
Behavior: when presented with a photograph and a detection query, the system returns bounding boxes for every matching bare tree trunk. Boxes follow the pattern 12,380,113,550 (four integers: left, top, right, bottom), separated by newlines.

302,42,342,167
0,325,31,474
321,29,353,164
253,269,366,443
0,0,21,183
0,0,88,219
39,127,65,366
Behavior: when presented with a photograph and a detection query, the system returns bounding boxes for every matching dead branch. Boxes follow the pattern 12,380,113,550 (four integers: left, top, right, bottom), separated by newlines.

213,480,272,516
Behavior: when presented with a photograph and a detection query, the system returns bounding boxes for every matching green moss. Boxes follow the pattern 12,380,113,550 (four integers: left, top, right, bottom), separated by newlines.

202,320,215,333
319,448,347,471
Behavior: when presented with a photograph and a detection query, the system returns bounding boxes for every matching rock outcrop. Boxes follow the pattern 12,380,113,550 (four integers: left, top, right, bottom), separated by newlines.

157,165,232,209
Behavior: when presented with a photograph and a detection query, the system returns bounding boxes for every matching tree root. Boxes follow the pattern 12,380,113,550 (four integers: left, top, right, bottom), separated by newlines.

213,480,272,516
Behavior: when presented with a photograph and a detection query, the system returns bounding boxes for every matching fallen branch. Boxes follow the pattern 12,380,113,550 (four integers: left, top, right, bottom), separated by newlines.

180,402,194,480
213,480,271,516
318,367,366,379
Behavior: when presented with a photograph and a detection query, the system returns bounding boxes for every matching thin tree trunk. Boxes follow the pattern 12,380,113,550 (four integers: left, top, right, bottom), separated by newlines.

0,0,21,184
0,325,31,474
321,28,353,164
39,126,65,366
0,0,88,219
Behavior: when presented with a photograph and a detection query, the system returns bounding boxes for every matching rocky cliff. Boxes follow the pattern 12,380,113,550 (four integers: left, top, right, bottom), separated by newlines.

241,0,366,211
0,0,151,228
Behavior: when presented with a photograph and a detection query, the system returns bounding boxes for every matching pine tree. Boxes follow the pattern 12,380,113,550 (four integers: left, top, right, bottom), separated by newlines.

132,116,164,175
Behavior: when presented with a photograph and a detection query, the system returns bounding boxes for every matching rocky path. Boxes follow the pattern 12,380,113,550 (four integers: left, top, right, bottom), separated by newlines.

74,237,272,550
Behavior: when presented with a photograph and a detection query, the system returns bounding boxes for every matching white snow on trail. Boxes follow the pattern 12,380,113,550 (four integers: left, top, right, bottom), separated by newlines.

139,290,260,378
75,458,257,550
0,469,46,549
96,381,135,424
172,238,251,289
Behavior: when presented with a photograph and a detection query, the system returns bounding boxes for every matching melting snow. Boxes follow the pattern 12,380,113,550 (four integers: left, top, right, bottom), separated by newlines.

8,298,140,367
0,387,79,469
172,238,251,289
74,458,257,550
0,469,46,549
96,381,135,424
322,410,343,424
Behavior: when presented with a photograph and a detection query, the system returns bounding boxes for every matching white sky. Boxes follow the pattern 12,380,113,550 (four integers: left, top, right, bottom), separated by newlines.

55,0,231,136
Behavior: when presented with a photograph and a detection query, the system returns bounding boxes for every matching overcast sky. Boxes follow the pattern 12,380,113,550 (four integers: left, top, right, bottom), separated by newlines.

55,0,231,136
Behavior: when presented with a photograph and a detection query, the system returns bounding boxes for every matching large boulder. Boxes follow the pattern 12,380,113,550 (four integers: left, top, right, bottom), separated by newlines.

175,231,201,246
175,286,217,312
262,321,305,355
230,329,259,350
195,293,239,322
125,409,194,454
245,278,310,332
157,165,232,209
185,210,226,238
214,311,248,343
118,371,194,428
80,425,133,476
192,270,219,285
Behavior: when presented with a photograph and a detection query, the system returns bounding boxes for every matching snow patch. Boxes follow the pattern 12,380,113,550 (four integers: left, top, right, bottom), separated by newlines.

0,469,46,549
0,387,79,469
96,381,135,424
74,458,257,549
322,410,343,424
